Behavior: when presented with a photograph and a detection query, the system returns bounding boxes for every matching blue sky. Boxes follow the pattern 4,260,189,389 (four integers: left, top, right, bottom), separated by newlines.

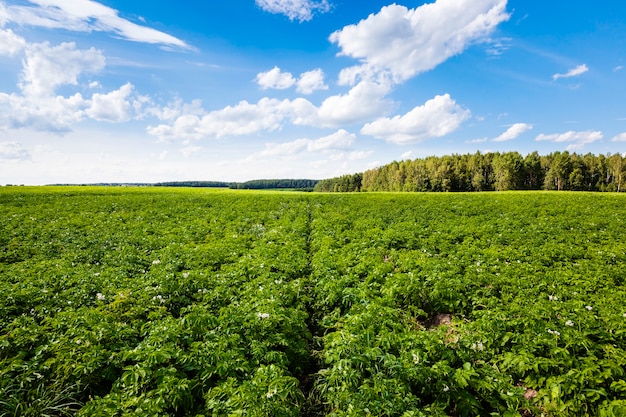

1,0,625,184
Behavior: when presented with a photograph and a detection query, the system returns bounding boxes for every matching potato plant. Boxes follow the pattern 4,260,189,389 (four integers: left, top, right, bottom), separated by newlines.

0,187,625,416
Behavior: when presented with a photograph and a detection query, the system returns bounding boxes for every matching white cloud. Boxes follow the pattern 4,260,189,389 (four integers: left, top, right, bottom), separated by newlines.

361,94,471,144
0,0,189,49
308,129,355,151
0,141,30,160
611,133,626,142
255,0,330,22
345,150,372,161
256,66,296,90
329,0,509,83
261,129,356,157
86,83,135,122
20,41,105,97
614,66,623,72
492,122,533,142
552,64,588,81
318,78,393,126
466,137,488,144
256,67,328,94
536,130,603,149
261,138,310,156
148,77,395,140
296,68,328,94
0,91,86,133
0,28,26,55
180,145,202,157
147,97,318,142
401,150,415,159
328,150,373,161
0,39,149,133
484,36,512,56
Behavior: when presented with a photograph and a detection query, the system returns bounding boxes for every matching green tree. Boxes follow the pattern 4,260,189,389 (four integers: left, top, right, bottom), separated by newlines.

492,152,524,191
543,151,571,190
524,151,543,190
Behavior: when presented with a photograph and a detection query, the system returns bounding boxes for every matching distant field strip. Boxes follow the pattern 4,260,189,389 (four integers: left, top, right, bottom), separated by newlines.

1,188,625,416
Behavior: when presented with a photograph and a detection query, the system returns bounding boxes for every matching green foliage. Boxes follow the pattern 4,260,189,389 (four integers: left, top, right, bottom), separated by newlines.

232,179,319,191
319,151,626,193
1,187,625,416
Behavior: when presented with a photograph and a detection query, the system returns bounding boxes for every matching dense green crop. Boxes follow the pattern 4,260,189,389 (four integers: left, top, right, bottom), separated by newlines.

1,187,625,416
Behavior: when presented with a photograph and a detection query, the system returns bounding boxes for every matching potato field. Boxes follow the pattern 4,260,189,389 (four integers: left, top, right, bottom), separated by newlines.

1,187,625,416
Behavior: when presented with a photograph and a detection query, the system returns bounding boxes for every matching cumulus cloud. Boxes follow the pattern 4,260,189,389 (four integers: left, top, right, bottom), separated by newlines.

256,67,328,94
0,39,146,133
148,77,394,141
611,133,626,142
536,130,603,149
0,141,30,160
296,68,328,94
147,97,318,142
20,41,105,97
308,129,355,151
255,0,330,22
0,0,189,49
0,91,86,133
552,64,588,81
0,28,26,55
318,78,393,126
86,83,135,122
360,94,471,144
493,122,533,142
256,67,296,90
330,0,509,83
257,130,356,157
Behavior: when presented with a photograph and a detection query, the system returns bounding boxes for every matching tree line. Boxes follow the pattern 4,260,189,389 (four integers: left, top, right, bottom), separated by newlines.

314,151,625,192
47,179,319,190
230,179,318,190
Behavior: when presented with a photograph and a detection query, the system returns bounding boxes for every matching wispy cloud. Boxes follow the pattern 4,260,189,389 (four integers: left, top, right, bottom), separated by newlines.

611,133,626,142
0,0,190,50
552,64,588,81
493,123,533,142
536,130,602,149
180,145,202,157
255,0,330,22
466,137,488,144
484,37,512,56
0,141,31,160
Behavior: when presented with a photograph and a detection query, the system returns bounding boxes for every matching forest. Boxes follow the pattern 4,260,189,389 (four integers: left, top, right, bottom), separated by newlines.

314,151,625,193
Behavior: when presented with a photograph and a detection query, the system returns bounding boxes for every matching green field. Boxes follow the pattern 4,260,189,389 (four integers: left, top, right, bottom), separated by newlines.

1,187,625,416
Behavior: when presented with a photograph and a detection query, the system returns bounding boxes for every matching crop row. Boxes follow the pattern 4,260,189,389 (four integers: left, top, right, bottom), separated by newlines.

308,193,626,416
1,188,625,416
